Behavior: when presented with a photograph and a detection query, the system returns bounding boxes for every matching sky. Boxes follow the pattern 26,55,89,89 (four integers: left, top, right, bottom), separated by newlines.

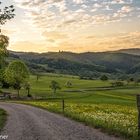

1,0,140,53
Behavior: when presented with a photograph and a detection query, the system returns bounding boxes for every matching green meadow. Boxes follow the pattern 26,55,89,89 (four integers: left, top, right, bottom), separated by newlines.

2,73,139,139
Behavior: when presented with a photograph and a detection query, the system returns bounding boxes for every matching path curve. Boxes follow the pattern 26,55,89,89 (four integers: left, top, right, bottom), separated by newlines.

0,102,122,140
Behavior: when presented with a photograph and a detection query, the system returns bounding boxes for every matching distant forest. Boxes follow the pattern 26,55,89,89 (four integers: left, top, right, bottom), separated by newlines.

9,48,140,80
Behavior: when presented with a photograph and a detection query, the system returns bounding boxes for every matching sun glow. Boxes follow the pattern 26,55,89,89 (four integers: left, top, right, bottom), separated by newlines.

1,0,140,52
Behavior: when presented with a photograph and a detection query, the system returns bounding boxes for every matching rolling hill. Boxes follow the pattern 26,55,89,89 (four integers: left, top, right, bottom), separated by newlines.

116,48,140,56
8,49,140,78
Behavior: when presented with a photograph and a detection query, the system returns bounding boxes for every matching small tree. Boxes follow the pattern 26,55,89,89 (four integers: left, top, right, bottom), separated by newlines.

36,73,42,82
49,80,61,95
24,82,31,97
100,75,108,81
111,81,124,87
65,81,72,88
5,60,29,98
135,79,140,85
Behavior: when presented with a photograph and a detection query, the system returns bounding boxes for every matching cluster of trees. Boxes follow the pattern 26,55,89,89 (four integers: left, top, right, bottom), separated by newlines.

126,77,140,85
44,80,72,95
0,2,31,98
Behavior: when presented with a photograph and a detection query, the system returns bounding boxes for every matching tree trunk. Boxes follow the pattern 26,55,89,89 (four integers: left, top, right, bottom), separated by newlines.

17,89,20,98
54,89,56,94
53,89,56,97
27,89,30,97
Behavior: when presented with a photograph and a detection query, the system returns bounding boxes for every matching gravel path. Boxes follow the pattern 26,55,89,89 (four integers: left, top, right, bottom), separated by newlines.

0,102,122,140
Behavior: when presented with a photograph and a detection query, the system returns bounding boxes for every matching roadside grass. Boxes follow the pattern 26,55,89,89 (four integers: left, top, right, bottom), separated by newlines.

0,109,7,131
15,100,138,140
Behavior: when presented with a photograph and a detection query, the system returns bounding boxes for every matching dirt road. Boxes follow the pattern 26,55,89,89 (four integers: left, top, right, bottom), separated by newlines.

0,102,121,140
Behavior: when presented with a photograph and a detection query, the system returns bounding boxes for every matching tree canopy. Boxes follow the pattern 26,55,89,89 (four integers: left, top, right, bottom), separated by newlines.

0,35,9,67
100,75,108,81
0,2,15,25
0,2,15,68
5,60,29,85
49,80,61,94
4,60,29,97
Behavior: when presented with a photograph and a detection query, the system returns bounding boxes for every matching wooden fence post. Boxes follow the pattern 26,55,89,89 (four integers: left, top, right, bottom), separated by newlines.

62,99,65,113
137,94,140,136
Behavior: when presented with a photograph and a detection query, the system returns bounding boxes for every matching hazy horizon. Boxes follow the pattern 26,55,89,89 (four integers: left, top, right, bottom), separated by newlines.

1,0,140,53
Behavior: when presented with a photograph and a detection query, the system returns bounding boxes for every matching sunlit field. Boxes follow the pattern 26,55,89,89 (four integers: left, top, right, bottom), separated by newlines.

3,73,139,139
16,101,137,139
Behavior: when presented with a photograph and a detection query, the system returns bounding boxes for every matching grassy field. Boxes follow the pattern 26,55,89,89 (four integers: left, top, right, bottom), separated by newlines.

1,73,139,139
0,109,7,131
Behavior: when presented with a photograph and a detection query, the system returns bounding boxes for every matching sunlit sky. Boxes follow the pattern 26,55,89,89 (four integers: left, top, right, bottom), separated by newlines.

1,0,140,52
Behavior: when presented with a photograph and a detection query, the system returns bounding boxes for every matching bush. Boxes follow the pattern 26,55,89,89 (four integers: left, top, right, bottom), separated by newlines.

27,94,32,97
1,80,10,89
100,75,108,81
111,81,124,87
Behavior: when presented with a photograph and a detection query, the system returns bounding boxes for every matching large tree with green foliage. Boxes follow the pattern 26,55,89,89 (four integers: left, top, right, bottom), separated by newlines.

0,1,15,85
4,60,29,97
0,1,15,63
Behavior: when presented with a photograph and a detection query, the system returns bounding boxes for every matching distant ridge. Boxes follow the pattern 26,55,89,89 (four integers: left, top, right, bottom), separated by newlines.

9,48,140,55
8,48,140,78
116,48,140,56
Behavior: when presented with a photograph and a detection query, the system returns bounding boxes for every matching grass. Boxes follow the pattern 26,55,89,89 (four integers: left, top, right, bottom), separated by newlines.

0,109,7,131
1,73,139,139
15,100,138,139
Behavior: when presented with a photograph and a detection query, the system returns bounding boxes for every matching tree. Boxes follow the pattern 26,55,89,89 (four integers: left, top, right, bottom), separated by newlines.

111,81,124,87
36,73,42,82
49,80,61,95
65,81,72,88
135,79,140,85
100,75,108,81
4,60,29,98
0,35,9,68
127,77,134,85
0,2,15,25
24,82,31,97
0,69,10,88
0,1,15,67
0,2,15,84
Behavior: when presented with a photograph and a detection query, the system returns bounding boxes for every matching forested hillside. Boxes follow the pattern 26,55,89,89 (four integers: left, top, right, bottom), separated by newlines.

8,49,140,78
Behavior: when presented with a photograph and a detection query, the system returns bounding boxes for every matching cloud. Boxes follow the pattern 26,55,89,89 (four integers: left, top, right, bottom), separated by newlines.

42,31,68,40
1,29,16,35
93,3,102,8
120,6,133,13
97,31,140,51
73,0,84,4
9,0,139,52
9,41,46,52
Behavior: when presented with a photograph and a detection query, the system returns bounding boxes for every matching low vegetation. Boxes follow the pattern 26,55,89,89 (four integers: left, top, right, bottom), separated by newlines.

15,101,137,139
4,74,138,139
0,109,7,131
